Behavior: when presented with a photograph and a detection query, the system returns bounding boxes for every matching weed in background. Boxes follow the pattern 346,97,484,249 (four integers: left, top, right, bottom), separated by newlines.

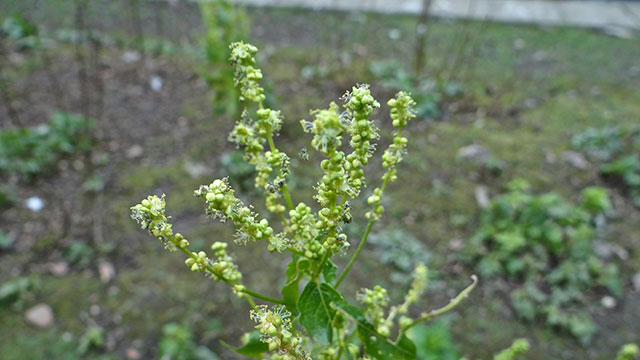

0,112,94,180
466,180,618,343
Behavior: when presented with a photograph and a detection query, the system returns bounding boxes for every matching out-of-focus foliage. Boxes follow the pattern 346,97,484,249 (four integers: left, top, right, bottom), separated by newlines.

76,326,105,356
199,0,248,117
573,125,640,207
369,228,430,283
571,126,629,161
407,320,459,360
0,112,94,180
466,179,619,343
369,60,462,119
0,277,38,309
492,339,530,360
220,150,256,191
1,14,38,49
601,155,640,207
158,323,219,360
616,344,640,360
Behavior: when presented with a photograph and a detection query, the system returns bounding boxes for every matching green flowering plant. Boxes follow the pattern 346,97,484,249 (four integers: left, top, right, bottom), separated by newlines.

131,42,484,360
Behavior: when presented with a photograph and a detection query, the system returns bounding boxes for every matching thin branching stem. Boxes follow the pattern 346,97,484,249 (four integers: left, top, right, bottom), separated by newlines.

177,246,288,306
396,275,478,341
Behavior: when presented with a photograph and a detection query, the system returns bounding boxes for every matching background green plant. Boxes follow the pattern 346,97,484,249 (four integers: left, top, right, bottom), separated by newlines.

466,179,619,343
199,0,248,118
0,112,94,180
573,125,640,207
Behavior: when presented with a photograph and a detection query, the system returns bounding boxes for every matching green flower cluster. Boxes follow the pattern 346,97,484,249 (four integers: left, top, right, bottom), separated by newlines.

228,42,291,214
358,285,391,336
616,344,639,360
344,84,380,196
366,92,415,221
230,42,265,103
130,195,242,285
250,305,310,360
356,263,430,338
302,103,350,253
207,242,242,282
493,339,530,360
130,195,181,250
289,202,324,259
396,262,429,319
194,178,288,252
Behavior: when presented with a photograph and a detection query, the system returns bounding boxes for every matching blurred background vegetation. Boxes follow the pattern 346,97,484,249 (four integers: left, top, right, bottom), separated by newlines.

0,0,639,359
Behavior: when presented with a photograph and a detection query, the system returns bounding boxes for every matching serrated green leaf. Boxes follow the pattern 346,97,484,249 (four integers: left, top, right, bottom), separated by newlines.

219,331,268,359
298,281,342,344
334,300,416,360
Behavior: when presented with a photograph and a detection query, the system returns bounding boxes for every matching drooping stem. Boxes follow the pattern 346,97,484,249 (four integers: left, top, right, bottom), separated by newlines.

396,275,478,340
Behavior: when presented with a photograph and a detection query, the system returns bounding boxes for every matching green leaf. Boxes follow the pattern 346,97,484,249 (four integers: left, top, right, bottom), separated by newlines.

282,255,310,312
333,300,417,360
220,331,268,359
298,281,342,344
323,260,337,285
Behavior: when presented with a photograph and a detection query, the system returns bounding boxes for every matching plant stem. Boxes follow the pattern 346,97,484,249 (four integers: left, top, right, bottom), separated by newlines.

177,245,288,306
242,288,289,306
335,220,373,288
396,275,478,341
335,176,390,288
313,250,330,280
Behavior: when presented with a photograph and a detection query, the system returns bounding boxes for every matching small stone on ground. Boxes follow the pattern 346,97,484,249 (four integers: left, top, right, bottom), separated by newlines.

25,304,54,328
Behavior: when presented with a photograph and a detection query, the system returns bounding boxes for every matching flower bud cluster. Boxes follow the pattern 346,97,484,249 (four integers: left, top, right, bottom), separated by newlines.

230,42,265,104
494,339,531,360
131,195,178,250
397,263,428,315
302,102,345,155
365,92,416,221
194,178,288,252
344,84,380,197
358,285,391,336
229,42,290,214
228,111,264,156
250,305,310,360
302,103,351,253
209,242,242,282
616,344,639,360
131,195,243,284
365,188,385,222
289,202,325,259
381,92,415,183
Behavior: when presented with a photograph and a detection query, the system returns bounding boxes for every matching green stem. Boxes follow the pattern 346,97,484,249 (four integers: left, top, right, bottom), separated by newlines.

335,220,373,288
336,169,392,288
335,329,358,360
245,294,257,310
313,250,330,280
281,184,295,210
242,288,289,306
396,275,478,341
177,246,288,306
